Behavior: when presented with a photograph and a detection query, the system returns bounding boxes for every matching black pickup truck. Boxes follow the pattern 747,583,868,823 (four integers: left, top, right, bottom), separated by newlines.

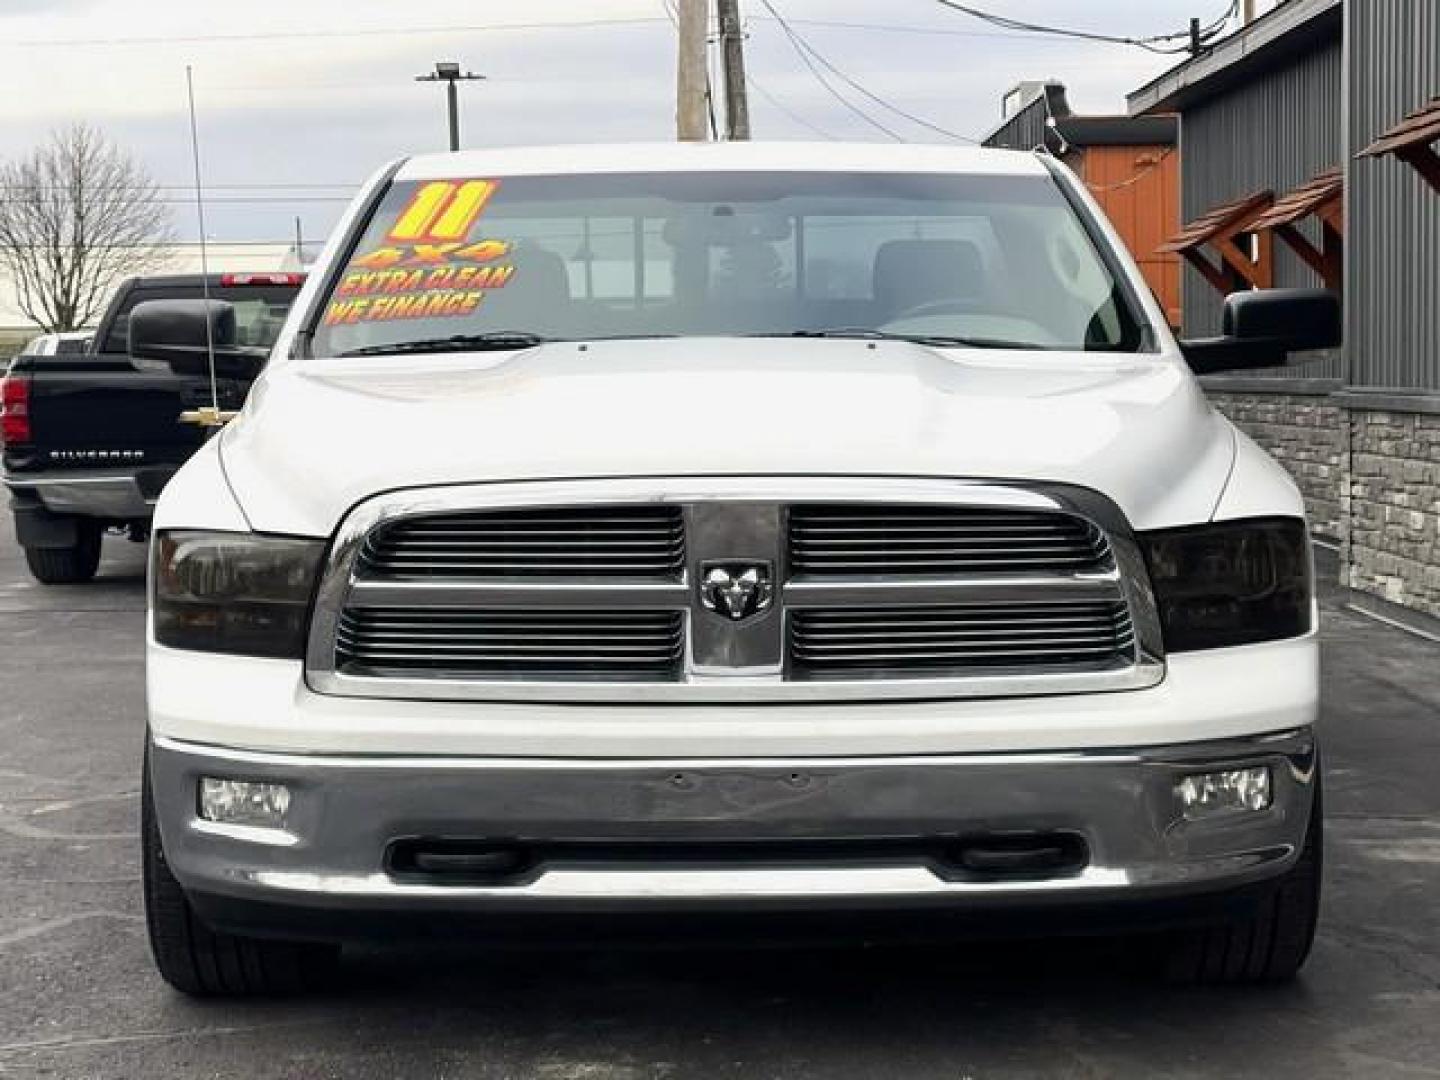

0,272,304,583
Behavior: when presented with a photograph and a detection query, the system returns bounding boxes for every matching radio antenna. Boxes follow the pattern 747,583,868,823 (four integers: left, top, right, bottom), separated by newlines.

184,65,221,425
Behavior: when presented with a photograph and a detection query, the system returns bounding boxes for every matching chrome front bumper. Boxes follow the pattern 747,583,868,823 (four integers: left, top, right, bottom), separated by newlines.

150,728,1317,923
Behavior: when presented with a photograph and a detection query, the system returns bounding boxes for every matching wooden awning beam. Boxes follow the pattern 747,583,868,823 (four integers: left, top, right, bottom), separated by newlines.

1245,168,1345,290
1360,95,1440,195
1160,189,1275,297
1398,144,1440,195
1273,222,1343,290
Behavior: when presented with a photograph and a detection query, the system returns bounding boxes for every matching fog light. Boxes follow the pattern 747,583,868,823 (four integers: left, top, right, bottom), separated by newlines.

199,777,292,828
1176,766,1271,819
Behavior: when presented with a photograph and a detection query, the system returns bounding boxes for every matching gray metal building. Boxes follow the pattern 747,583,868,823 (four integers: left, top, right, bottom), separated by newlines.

1346,0,1440,396
1129,0,1440,617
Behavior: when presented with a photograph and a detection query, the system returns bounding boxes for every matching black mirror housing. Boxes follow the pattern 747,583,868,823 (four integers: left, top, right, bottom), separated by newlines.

1181,288,1341,376
129,299,266,381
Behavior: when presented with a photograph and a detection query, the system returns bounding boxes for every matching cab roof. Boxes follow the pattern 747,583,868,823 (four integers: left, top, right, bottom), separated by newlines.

394,141,1053,182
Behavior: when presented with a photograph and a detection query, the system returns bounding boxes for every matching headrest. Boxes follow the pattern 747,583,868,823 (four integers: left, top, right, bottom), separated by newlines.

507,245,570,300
872,239,984,314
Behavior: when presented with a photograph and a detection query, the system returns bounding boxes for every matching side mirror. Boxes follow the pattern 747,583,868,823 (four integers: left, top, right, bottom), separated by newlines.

129,299,266,380
1180,288,1341,376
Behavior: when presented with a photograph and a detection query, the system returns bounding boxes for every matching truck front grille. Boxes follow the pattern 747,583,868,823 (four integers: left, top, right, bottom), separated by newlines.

790,601,1135,677
360,506,685,579
336,608,685,680
788,504,1109,576
309,480,1160,702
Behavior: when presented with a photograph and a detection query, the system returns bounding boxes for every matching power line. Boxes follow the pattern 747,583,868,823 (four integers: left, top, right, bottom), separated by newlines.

754,0,902,141
773,17,1050,41
1,183,358,193
0,241,318,249
758,0,978,143
744,71,840,140
0,195,353,204
2,16,670,49
933,0,1238,55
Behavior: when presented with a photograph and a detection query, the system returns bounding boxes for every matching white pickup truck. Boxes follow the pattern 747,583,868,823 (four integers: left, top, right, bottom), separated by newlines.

133,143,1336,996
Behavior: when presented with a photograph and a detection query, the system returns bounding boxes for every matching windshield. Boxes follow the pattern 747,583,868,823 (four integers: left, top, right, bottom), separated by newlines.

310,170,1148,357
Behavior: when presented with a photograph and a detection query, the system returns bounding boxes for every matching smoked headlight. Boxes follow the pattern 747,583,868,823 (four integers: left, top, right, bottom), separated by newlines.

1139,517,1312,652
152,530,326,658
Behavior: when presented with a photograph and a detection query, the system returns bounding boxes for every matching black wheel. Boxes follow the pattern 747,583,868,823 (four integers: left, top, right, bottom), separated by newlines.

1165,783,1323,985
142,752,338,996
23,522,102,584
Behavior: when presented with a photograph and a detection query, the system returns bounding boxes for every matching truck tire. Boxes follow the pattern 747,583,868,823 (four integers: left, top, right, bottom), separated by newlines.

23,522,102,584
142,753,338,996
1165,784,1322,985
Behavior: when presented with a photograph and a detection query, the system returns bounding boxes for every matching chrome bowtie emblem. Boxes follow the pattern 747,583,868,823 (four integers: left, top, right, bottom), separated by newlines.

700,561,774,622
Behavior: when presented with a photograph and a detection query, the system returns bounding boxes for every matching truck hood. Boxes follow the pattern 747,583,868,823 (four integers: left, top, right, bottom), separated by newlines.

219,338,1235,536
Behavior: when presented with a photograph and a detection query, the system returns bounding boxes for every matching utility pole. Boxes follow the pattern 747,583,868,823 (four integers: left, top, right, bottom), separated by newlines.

416,61,485,151
716,0,751,140
1242,0,1257,25
676,0,709,140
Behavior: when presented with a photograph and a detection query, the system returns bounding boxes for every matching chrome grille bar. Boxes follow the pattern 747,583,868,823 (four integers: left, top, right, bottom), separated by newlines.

783,572,1121,608
361,506,684,579
789,504,1109,575
336,609,685,679
346,580,690,610
791,602,1136,674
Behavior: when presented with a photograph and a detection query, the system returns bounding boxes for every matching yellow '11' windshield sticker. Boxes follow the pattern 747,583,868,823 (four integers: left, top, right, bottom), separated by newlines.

323,179,515,326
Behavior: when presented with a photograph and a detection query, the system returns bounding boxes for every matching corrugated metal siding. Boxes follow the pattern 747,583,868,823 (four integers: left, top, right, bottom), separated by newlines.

1179,38,1344,379
1347,0,1440,391
982,98,1055,154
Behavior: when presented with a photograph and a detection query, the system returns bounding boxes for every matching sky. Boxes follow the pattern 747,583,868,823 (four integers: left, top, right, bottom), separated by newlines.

0,0,1267,246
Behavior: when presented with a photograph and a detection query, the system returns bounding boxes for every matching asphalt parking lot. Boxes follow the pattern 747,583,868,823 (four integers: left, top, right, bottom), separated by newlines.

1,517,1437,1079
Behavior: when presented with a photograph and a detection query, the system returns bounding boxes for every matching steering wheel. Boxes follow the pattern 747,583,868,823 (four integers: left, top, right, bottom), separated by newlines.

886,298,984,322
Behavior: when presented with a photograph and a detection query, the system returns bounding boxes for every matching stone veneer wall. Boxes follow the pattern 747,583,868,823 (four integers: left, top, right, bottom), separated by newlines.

1205,389,1440,619
1347,409,1440,618
1206,391,1347,540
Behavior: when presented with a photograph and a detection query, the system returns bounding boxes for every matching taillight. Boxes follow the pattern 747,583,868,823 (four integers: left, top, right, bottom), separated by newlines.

219,273,305,286
0,374,29,446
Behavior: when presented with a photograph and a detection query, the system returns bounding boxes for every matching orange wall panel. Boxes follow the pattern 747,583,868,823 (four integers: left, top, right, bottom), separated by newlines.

1081,145,1182,327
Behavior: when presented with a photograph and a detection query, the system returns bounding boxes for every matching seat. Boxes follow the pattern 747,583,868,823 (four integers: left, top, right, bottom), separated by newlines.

872,239,985,320
480,244,573,332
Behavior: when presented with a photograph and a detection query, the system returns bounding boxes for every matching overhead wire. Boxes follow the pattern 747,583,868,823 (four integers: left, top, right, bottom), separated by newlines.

759,2,981,144
933,0,1239,55
753,0,903,141
1,16,671,49
775,16,1050,41
754,0,990,142
744,71,841,140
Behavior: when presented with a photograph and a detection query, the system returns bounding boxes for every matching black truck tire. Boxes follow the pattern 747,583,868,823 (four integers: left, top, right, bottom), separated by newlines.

23,522,102,584
1165,784,1323,985
142,755,338,997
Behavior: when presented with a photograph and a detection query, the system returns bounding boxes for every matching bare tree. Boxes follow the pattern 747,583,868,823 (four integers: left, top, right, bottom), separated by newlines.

0,124,174,332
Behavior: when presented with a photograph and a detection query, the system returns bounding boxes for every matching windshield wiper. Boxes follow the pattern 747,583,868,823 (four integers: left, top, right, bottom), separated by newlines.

751,329,1050,350
338,331,555,357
